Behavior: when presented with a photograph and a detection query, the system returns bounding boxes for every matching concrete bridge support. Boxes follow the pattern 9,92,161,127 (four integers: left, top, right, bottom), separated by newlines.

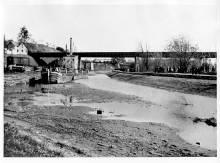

79,56,82,70
73,56,85,73
91,61,94,71
73,55,79,74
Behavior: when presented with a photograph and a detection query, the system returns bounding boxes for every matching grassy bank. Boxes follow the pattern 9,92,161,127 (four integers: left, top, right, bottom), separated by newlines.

4,123,63,157
113,71,217,80
107,71,216,97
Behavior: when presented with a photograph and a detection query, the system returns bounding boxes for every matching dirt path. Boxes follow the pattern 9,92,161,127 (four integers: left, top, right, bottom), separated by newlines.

4,79,216,157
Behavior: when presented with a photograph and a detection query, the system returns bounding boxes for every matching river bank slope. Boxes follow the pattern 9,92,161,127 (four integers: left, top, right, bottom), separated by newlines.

107,71,216,98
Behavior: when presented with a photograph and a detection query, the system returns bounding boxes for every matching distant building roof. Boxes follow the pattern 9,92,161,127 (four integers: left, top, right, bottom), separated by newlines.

24,43,59,53
4,40,59,53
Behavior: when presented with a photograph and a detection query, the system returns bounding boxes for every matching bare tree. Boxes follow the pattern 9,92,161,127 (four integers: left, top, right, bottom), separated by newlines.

166,36,198,73
136,42,151,72
136,42,144,52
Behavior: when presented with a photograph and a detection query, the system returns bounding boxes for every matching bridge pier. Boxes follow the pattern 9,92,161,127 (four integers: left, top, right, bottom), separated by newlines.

73,55,79,74
78,56,83,70
91,61,94,71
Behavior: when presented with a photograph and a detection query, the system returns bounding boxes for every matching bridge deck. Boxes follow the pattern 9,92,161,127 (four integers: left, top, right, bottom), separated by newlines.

28,52,217,58
28,52,145,58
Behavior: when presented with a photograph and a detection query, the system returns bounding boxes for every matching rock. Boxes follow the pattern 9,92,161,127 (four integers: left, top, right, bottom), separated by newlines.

97,109,103,114
196,142,200,145
193,117,217,127
205,117,217,127
162,139,167,143
92,128,98,132
97,143,104,146
170,144,177,148
193,117,201,123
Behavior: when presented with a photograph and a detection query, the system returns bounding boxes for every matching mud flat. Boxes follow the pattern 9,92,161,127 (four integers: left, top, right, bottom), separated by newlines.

4,73,216,157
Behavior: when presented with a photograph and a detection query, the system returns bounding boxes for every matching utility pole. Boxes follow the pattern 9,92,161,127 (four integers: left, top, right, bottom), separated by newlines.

3,34,5,55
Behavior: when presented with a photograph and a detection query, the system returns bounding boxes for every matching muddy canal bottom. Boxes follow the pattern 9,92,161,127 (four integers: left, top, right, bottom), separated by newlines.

16,87,217,151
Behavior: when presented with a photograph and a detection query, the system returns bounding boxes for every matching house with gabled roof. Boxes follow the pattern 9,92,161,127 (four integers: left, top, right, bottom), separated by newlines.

4,40,28,55
4,40,61,68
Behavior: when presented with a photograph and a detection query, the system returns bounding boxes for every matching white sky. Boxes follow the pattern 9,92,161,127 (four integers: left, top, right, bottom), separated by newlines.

2,0,218,52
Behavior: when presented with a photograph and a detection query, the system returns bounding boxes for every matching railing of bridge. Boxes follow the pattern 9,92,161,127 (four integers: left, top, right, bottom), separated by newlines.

59,68,88,77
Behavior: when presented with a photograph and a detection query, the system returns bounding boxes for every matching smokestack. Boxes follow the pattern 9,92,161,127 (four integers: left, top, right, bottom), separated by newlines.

3,34,5,54
70,37,72,55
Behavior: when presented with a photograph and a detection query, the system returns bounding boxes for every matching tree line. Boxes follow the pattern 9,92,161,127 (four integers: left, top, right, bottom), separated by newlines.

113,36,216,74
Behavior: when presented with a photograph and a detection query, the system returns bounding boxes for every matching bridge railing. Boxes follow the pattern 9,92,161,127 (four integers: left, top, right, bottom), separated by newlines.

59,68,88,76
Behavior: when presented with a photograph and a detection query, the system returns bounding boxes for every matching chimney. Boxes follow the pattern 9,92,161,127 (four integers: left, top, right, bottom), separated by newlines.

70,37,72,55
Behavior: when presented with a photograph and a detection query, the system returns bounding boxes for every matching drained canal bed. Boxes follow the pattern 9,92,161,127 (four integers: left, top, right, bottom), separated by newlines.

74,74,217,150
13,73,216,150
27,93,216,150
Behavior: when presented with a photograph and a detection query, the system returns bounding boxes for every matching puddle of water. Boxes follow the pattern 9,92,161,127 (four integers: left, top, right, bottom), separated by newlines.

75,74,216,119
13,74,216,150
32,92,78,106
178,121,216,150
79,101,216,150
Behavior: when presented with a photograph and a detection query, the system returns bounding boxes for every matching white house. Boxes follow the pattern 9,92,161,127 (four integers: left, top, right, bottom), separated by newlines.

4,40,28,55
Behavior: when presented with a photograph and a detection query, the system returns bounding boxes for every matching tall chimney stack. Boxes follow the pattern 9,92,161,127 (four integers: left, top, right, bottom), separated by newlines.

70,37,72,55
